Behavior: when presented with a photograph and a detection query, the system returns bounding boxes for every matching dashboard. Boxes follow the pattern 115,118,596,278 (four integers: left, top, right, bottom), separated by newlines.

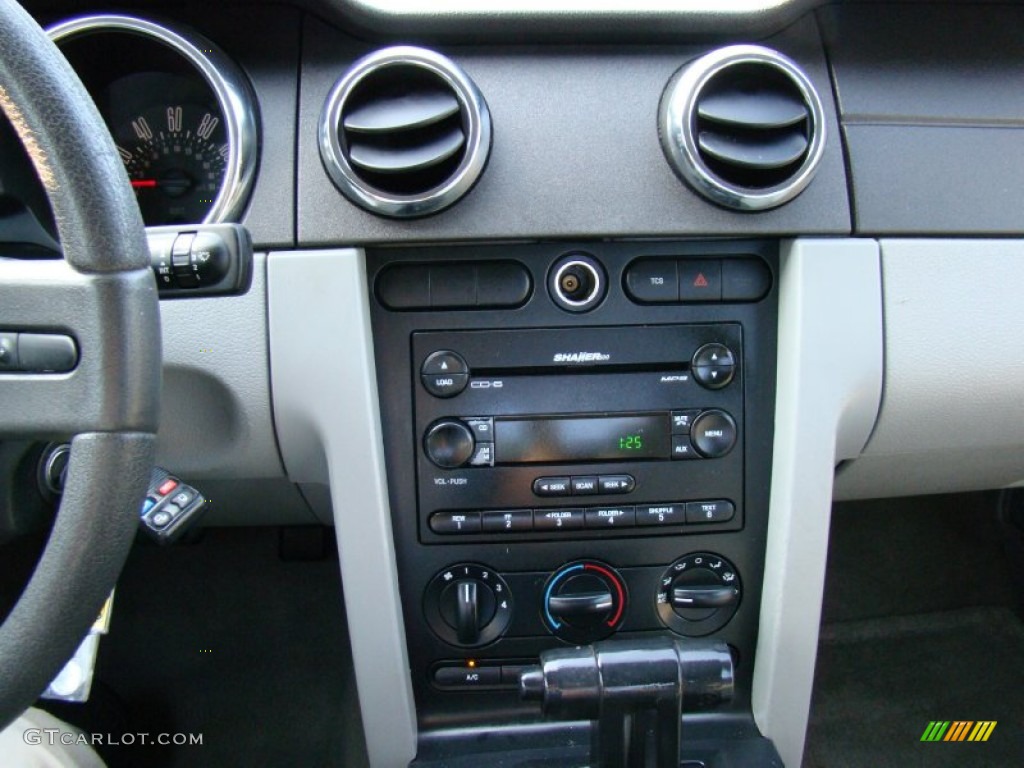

4,0,1024,766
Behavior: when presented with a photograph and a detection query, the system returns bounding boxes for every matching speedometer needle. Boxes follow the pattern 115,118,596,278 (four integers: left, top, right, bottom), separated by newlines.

131,179,158,188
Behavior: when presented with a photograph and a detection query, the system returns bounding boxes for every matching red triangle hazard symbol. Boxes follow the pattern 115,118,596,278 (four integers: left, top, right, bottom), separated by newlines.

693,273,709,288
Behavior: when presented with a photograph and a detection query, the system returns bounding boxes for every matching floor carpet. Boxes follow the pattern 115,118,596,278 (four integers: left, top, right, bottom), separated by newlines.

40,527,368,768
806,492,1023,767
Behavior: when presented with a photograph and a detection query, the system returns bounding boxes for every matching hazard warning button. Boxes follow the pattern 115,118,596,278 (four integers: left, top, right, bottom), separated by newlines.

678,260,722,302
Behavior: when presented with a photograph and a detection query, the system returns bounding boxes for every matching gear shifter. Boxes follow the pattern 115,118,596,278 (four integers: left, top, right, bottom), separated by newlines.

520,635,734,768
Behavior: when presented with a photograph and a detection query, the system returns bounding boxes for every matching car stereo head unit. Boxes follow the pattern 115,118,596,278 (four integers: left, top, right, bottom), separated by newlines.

413,323,744,543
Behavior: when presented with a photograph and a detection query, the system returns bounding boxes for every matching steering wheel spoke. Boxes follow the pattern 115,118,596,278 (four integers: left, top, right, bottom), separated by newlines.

0,257,159,437
0,0,161,730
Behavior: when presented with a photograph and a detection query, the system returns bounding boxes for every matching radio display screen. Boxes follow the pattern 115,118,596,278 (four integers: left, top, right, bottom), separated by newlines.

495,413,670,464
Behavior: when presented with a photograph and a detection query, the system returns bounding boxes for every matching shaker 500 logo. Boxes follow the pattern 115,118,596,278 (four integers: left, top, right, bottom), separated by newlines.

553,352,611,363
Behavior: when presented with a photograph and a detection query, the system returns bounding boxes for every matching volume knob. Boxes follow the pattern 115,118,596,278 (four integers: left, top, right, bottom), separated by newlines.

424,419,475,468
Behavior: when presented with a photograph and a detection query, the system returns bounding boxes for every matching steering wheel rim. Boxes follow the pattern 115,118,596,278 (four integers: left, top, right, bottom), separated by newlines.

0,0,160,729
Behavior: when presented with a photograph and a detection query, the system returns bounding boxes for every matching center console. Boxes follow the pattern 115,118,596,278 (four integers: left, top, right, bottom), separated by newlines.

367,239,778,746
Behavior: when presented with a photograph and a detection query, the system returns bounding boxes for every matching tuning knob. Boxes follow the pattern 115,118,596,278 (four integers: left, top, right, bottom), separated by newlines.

424,564,513,648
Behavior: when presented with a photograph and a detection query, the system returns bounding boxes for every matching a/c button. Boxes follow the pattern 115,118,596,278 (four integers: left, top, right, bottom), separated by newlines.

434,665,501,687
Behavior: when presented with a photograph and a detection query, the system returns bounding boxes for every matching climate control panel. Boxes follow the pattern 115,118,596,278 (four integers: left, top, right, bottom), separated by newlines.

423,553,742,652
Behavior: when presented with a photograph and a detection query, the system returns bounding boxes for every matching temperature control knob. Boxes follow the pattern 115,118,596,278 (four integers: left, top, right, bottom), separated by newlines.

657,553,741,637
542,560,627,643
424,564,512,648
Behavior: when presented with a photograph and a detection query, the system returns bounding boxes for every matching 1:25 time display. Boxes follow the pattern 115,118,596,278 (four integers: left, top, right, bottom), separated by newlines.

618,435,644,450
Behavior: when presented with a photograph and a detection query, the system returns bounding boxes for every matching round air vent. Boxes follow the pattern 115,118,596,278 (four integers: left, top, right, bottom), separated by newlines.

319,46,491,218
659,45,825,211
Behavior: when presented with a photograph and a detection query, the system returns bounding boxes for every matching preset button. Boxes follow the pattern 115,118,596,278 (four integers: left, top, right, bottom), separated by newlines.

429,511,482,534
534,508,585,531
685,500,735,524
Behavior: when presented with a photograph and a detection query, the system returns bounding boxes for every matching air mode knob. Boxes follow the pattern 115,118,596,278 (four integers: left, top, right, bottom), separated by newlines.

657,553,741,637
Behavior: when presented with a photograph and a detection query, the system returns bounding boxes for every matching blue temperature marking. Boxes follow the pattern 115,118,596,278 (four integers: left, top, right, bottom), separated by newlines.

544,563,584,630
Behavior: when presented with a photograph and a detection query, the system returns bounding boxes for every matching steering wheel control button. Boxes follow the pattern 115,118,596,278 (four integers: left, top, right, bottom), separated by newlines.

534,508,585,531
0,333,79,373
0,333,18,370
671,435,698,460
18,334,79,373
424,564,513,648
692,343,736,389
533,477,572,497
691,410,738,458
679,260,722,302
430,511,482,534
425,420,475,468
625,259,679,303
686,500,735,524
636,503,685,526
543,560,627,643
481,510,533,533
671,409,701,434
585,506,636,528
571,476,599,495
598,474,635,494
657,553,741,637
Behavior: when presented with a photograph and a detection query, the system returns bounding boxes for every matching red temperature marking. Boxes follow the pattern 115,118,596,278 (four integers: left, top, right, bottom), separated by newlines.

585,563,626,627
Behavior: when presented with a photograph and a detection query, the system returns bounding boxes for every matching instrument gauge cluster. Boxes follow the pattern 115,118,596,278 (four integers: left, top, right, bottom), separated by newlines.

48,14,259,227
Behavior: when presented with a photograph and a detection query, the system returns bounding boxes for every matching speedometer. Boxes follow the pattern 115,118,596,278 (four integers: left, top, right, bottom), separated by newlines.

117,100,228,225
48,15,258,227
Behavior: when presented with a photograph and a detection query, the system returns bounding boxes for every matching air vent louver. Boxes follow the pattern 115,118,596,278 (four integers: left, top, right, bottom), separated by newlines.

319,47,491,218
659,46,825,211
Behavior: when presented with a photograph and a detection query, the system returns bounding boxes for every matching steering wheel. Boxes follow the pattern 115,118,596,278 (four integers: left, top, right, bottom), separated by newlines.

0,0,160,729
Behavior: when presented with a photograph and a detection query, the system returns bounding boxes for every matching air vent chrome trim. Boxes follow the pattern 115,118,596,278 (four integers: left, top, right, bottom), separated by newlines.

659,45,825,211
319,46,491,218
